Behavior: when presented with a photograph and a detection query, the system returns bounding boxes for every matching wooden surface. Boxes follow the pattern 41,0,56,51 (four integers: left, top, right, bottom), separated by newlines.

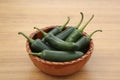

0,0,120,80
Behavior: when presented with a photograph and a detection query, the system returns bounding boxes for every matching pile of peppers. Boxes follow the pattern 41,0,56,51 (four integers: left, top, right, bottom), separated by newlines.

18,12,102,62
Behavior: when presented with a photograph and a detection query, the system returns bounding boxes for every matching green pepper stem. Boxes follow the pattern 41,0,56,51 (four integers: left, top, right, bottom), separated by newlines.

18,32,34,43
75,12,84,29
79,14,94,32
60,16,70,30
29,52,42,57
88,30,102,39
34,27,47,36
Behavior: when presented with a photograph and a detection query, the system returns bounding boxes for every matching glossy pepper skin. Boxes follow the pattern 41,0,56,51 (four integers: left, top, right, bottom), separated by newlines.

48,17,70,35
18,32,52,52
66,13,94,42
35,26,76,40
55,12,84,40
29,50,84,62
38,29,78,51
45,33,78,50
34,17,70,42
55,27,76,40
76,36,90,52
76,30,102,51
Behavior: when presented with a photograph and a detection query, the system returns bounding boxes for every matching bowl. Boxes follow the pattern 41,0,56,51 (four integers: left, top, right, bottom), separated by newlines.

26,25,94,76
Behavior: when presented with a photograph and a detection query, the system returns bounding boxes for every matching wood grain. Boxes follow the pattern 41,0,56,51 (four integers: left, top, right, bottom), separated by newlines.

0,0,120,80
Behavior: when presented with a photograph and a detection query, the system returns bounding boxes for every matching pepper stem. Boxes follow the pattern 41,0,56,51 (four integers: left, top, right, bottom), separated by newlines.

29,52,42,57
88,30,102,39
60,16,70,30
75,12,84,29
79,14,94,32
34,27,47,36
18,32,34,43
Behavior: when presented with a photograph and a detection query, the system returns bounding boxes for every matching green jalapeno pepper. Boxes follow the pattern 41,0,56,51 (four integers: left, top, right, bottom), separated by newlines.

55,27,76,40
55,12,84,40
29,50,84,62
48,17,70,34
35,26,75,40
65,14,94,42
76,30,102,51
18,32,52,52
34,17,70,41
38,29,78,51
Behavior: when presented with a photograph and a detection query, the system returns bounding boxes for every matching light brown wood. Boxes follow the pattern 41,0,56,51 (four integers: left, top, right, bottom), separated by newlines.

0,0,120,80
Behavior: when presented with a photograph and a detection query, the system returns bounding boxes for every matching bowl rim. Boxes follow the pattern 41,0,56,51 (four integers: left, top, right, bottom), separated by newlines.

26,25,94,65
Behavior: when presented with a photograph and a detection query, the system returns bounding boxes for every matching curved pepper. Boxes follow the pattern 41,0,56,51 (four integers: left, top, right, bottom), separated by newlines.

48,16,70,34
66,14,94,42
38,29,78,51
55,27,76,40
34,17,70,41
18,32,52,52
29,50,84,62
76,30,102,51
56,12,84,40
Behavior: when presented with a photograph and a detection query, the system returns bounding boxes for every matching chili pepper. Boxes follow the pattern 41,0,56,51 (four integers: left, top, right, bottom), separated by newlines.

65,14,94,42
34,17,70,41
76,30,102,51
34,16,70,35
56,12,84,40
29,50,84,62
38,29,78,51
48,17,70,34
18,32,52,52
55,27,76,40
34,26,75,40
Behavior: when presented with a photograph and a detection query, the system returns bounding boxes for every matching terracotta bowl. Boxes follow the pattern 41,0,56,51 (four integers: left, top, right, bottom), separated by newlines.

26,25,94,76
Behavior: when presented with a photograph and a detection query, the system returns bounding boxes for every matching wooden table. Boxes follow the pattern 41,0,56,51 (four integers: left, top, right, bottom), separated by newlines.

0,0,120,80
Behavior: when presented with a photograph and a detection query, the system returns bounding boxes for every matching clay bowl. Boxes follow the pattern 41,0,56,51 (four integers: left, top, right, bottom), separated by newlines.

26,25,94,76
